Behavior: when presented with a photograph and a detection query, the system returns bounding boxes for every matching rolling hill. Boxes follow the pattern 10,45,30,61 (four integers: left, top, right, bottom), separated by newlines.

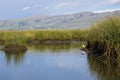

0,10,120,30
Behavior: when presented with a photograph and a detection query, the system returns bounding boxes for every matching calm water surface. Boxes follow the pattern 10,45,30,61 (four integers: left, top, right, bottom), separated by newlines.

0,44,119,80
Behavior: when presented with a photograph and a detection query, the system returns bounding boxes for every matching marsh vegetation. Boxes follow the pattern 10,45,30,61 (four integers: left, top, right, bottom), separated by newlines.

87,17,120,59
0,30,87,45
0,16,119,59
0,17,120,80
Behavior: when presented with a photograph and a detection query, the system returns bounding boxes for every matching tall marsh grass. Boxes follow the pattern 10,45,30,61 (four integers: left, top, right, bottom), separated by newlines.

87,17,120,58
0,30,87,46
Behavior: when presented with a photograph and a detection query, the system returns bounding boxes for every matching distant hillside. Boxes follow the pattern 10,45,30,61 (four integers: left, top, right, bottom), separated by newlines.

0,10,120,30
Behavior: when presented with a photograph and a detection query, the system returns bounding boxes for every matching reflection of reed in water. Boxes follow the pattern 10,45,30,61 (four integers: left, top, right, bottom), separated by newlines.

28,44,70,52
87,54,120,80
4,50,26,65
27,42,86,52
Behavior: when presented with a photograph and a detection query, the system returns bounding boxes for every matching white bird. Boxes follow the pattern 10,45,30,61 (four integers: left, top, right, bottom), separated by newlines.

82,44,85,48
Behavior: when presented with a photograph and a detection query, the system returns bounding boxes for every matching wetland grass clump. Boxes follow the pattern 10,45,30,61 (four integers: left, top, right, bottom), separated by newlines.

4,44,27,52
0,30,87,50
87,17,120,58
0,30,28,51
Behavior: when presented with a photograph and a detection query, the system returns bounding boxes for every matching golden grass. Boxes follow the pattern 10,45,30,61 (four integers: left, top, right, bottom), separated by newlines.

0,30,87,46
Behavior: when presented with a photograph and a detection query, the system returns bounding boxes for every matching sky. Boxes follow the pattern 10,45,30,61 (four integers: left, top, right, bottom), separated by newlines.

0,0,120,19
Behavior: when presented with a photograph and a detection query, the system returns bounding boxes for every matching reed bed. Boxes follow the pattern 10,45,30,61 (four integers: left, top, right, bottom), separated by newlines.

0,30,87,46
87,16,120,58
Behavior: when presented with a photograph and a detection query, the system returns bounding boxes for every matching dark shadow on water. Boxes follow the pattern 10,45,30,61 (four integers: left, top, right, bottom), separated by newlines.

87,53,120,80
4,50,26,65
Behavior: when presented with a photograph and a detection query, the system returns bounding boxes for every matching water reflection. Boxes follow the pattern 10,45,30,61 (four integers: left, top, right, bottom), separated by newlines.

87,54,120,80
4,50,26,65
0,43,92,80
27,42,86,52
3,42,86,65
0,43,119,80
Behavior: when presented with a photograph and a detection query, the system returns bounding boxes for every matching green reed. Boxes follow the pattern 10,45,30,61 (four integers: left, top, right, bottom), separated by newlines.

87,16,120,58
0,30,87,46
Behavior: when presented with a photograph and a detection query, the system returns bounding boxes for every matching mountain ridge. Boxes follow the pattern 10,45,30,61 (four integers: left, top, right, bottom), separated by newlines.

0,10,120,30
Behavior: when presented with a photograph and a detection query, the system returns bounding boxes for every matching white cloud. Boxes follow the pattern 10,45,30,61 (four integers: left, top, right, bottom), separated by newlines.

22,6,31,11
22,4,38,11
94,8,120,13
105,0,120,4
55,1,80,9
33,4,38,8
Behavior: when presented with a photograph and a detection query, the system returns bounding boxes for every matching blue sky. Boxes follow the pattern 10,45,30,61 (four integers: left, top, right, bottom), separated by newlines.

0,0,120,19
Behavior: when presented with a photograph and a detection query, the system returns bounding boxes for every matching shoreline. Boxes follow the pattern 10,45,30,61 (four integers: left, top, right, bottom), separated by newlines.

0,40,86,52
27,39,85,45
